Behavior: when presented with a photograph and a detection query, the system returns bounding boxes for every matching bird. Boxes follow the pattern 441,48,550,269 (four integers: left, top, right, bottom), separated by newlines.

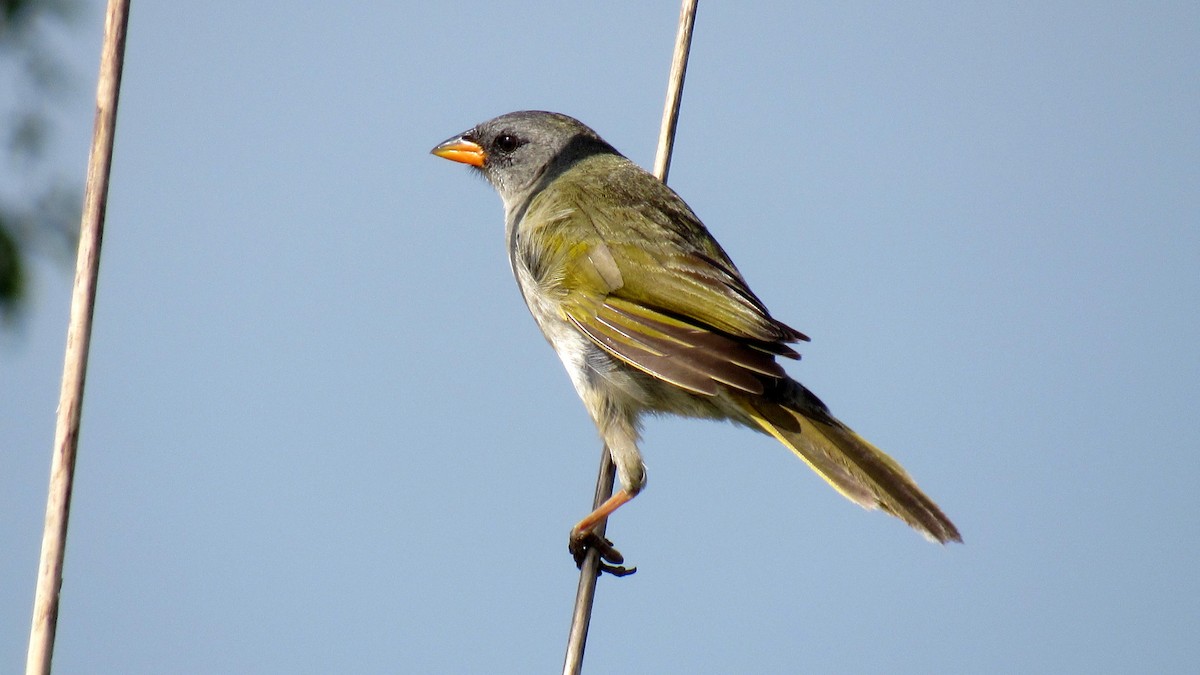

431,111,960,572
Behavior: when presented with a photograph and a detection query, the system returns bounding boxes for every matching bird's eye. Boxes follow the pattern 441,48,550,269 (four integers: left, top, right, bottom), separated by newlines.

494,133,523,153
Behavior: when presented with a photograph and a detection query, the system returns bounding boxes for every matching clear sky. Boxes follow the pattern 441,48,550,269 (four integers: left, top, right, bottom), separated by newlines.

3,2,1198,673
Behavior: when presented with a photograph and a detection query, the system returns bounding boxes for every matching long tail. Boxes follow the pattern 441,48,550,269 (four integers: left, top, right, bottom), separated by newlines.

736,380,961,544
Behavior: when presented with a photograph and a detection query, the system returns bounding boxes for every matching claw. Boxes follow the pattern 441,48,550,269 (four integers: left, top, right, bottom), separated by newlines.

570,530,637,577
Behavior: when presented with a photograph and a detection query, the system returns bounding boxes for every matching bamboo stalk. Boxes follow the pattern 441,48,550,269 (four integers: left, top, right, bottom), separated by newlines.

561,2,699,673
653,0,699,184
26,1,131,673
561,444,618,675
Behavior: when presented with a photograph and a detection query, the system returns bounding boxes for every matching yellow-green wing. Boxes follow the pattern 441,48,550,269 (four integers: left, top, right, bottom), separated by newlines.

526,154,807,396
564,295,787,396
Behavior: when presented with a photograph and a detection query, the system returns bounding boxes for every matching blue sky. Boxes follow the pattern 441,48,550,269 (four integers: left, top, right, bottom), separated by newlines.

3,2,1198,673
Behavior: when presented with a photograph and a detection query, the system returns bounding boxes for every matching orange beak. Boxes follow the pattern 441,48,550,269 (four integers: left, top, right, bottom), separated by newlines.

430,136,486,167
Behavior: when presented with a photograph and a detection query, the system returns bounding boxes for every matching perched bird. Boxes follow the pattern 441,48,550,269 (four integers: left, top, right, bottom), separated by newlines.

431,111,960,571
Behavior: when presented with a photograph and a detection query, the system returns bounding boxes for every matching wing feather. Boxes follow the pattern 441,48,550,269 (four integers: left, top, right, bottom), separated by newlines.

523,154,809,397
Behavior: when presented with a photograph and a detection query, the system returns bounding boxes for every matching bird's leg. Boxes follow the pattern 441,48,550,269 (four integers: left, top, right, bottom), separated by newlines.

568,401,644,575
569,489,637,576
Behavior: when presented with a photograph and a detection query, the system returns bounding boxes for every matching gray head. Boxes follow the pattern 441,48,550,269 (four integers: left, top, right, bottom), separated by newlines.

431,111,621,207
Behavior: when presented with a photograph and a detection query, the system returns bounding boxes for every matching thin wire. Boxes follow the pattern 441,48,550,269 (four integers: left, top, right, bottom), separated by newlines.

25,1,131,673
562,1,699,673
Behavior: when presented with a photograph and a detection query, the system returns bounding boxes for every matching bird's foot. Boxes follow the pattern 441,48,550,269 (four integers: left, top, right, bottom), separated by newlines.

569,530,636,577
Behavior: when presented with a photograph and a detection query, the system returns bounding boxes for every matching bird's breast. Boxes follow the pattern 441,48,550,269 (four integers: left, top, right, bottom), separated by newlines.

511,254,597,398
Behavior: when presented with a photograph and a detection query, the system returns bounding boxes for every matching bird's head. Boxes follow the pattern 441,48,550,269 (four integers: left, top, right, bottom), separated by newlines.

431,110,619,208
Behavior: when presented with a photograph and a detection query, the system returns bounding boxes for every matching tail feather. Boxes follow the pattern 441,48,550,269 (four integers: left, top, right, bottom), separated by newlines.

737,383,962,544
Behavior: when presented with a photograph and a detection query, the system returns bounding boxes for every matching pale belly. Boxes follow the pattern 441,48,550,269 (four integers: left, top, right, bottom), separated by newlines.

512,262,744,427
